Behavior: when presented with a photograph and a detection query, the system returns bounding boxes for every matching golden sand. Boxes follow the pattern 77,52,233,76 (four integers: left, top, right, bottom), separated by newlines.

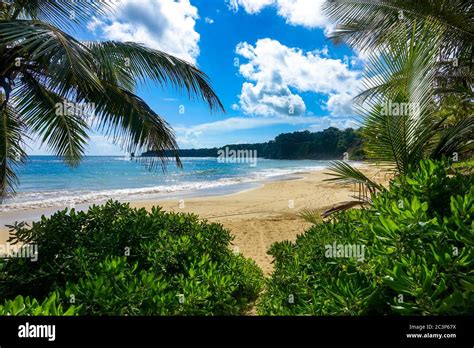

0,166,383,274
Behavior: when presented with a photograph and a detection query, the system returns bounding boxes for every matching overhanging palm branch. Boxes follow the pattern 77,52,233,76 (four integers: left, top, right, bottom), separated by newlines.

85,41,224,111
358,20,473,170
0,2,225,199
1,0,111,30
0,102,27,202
323,0,474,99
323,0,473,57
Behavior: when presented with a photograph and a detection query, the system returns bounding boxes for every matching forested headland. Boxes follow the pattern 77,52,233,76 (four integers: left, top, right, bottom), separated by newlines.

142,127,365,160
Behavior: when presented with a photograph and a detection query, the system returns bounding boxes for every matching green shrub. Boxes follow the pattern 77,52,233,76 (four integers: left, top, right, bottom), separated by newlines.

0,293,80,315
0,202,263,315
258,160,474,315
388,159,474,216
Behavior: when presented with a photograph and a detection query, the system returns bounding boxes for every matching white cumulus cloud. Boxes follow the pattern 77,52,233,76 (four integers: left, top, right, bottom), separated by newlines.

235,38,362,117
227,0,330,30
87,0,200,64
227,0,275,14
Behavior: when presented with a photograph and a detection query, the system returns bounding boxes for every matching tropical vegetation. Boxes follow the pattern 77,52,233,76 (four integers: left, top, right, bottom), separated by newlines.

322,0,474,213
0,201,263,315
1,159,471,316
324,0,473,101
259,160,473,315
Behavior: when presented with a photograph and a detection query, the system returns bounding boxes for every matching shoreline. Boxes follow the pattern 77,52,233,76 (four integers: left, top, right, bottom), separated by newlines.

0,158,365,214
0,165,381,273
0,171,307,225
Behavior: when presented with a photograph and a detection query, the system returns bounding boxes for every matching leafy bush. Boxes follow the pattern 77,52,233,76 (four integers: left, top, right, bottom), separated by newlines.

0,202,263,315
0,293,80,316
258,160,473,315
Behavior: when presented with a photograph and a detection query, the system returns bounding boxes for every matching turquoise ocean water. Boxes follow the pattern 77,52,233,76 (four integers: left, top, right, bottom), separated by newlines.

0,156,339,212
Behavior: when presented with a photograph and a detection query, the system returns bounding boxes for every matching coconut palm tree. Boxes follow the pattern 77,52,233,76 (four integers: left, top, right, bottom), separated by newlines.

320,11,474,215
0,0,224,200
323,0,474,100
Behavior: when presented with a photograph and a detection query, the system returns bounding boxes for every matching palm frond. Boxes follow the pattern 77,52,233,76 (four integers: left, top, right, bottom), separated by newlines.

322,200,370,218
324,0,474,100
322,0,473,216
429,115,474,159
7,0,112,31
0,102,27,199
84,41,225,112
325,161,385,194
0,5,225,199
0,20,104,94
356,20,445,174
299,208,323,224
13,74,89,166
323,0,473,54
81,80,182,169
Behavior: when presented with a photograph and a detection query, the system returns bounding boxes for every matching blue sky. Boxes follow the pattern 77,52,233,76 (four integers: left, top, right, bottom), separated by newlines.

29,0,365,155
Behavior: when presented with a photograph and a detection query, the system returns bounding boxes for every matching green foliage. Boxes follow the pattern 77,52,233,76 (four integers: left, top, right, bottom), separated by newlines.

0,201,263,315
144,127,366,160
323,0,473,101
258,160,473,315
323,1,473,206
385,159,474,216
0,293,80,316
453,159,474,175
298,208,323,225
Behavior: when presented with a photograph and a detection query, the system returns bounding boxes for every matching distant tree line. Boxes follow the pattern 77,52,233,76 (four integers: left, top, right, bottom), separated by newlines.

142,127,365,160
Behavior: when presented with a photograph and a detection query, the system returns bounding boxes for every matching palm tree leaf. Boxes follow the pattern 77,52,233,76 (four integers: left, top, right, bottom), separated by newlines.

0,102,27,199
355,20,444,174
0,9,226,199
78,80,182,169
325,160,385,193
323,0,473,54
429,115,474,158
0,20,104,94
324,0,474,101
322,200,370,218
13,73,89,165
7,0,111,31
298,208,323,224
84,41,225,112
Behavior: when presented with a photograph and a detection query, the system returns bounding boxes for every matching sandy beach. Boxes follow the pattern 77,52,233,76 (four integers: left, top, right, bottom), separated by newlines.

0,166,382,274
